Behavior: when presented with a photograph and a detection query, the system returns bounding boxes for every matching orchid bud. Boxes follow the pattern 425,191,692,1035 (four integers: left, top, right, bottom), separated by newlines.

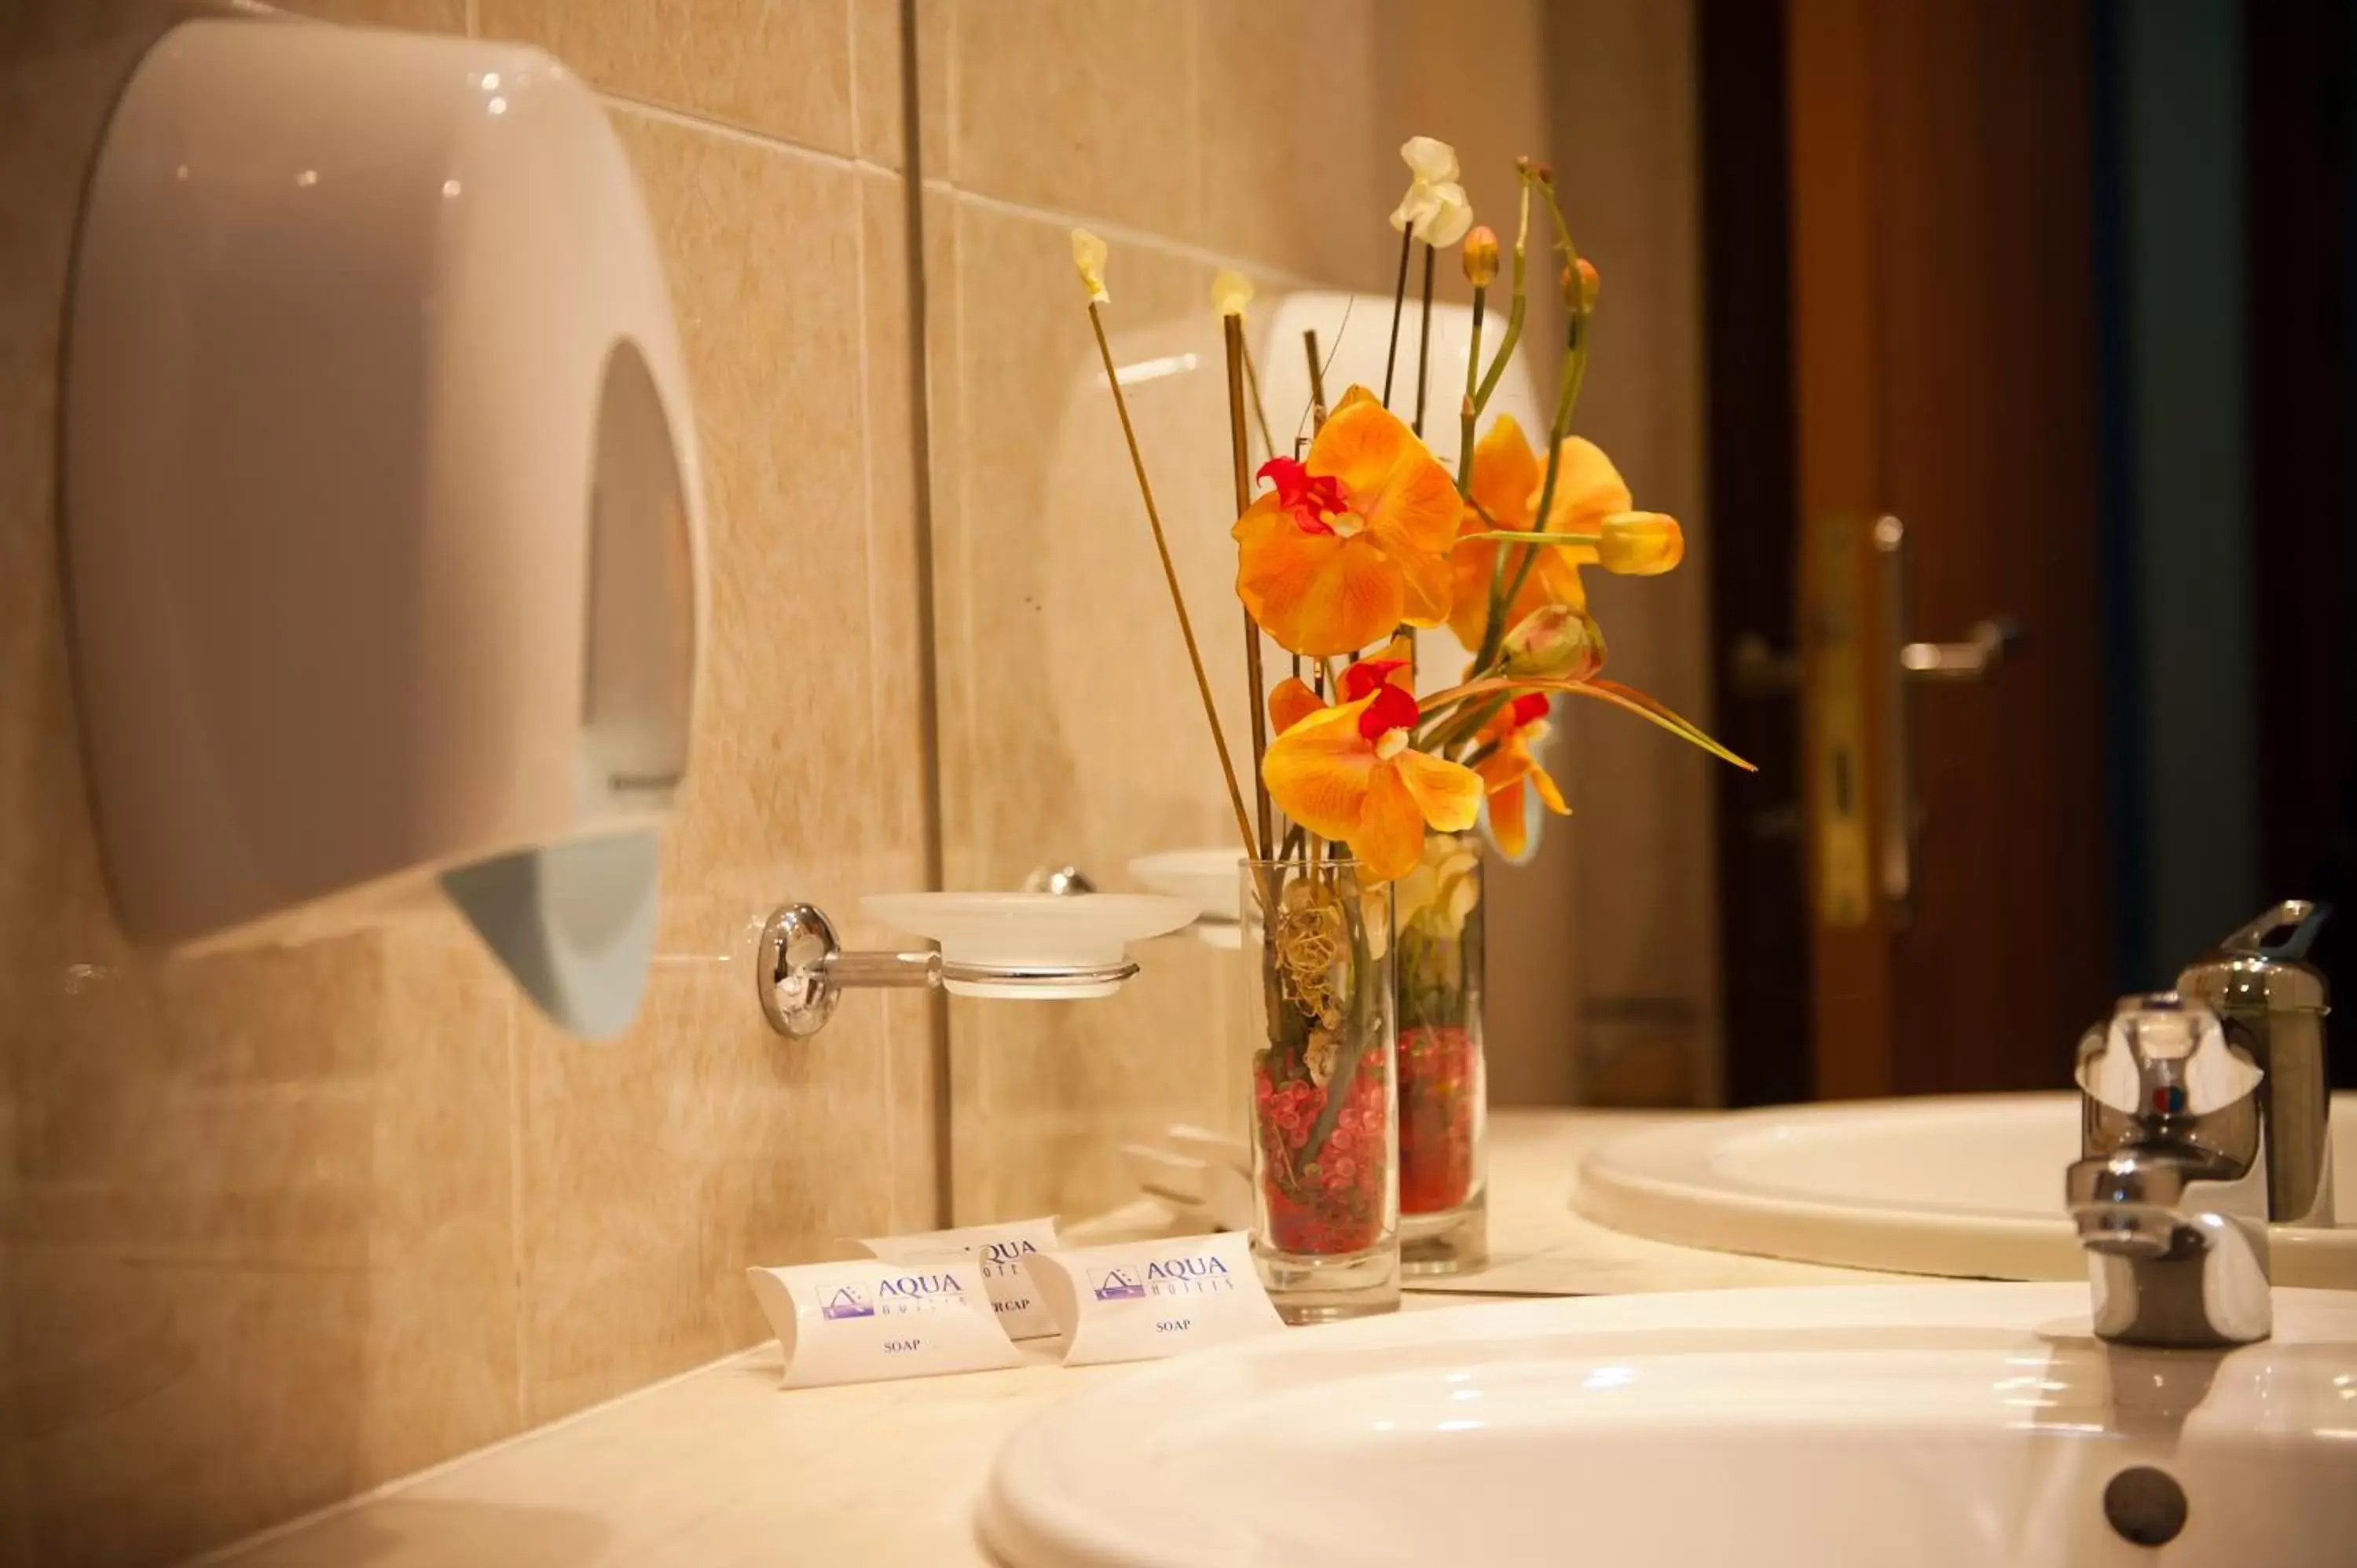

1575,258,1600,313
1211,269,1253,318
1599,512,1683,576
1501,602,1606,681
1463,226,1501,288
1070,228,1109,304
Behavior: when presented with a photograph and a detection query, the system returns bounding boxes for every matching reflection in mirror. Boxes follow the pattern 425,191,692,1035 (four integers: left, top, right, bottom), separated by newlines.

922,0,2357,1241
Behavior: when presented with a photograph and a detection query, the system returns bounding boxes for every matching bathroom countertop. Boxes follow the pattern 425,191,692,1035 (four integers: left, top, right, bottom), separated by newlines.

206,1110,1922,1567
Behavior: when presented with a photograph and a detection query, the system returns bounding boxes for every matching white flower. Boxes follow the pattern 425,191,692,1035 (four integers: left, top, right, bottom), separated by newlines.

1211,269,1253,318
1394,834,1482,936
1071,228,1109,304
1388,136,1475,248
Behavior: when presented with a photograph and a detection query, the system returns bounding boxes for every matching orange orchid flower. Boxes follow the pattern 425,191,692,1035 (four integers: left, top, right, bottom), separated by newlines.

1262,659,1483,882
1446,416,1684,653
1233,392,1459,657
1472,693,1570,863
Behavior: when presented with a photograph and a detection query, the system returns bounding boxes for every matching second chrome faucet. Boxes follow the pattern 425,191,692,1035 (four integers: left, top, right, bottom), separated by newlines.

2064,901,2333,1350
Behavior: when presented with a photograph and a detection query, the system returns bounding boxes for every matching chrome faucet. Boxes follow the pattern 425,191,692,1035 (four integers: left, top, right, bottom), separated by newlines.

2066,992,2273,1347
2174,900,2334,1226
2065,903,2333,1348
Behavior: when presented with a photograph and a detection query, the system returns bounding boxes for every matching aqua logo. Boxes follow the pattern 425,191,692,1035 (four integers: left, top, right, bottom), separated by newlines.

867,1271,970,1317
979,1238,1040,1266
1146,1256,1230,1281
820,1284,874,1321
1088,1266,1146,1301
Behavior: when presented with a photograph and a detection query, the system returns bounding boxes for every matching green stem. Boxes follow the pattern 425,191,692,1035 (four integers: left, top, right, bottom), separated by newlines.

1461,529,1600,546
1413,681,1508,751
1434,694,1511,762
1479,306,1592,671
1412,243,1436,436
1472,181,1534,412
1456,285,1486,493
1475,170,1594,671
1380,226,1413,407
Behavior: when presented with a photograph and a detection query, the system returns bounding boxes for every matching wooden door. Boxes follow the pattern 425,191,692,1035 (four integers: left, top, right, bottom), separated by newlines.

1783,0,2113,1097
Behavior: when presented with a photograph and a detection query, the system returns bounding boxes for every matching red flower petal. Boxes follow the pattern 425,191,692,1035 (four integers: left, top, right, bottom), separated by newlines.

1354,681,1420,742
1255,456,1347,534
1340,658,1410,702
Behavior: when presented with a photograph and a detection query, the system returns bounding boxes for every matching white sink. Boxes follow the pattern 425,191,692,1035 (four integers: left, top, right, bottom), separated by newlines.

1574,1093,2357,1287
981,1284,2357,1566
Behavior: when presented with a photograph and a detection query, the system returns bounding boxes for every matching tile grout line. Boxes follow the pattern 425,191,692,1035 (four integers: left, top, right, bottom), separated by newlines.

598,92,889,177
594,101,1329,295
895,0,955,1229
916,181,1330,294
845,94,898,1229
938,9,993,1223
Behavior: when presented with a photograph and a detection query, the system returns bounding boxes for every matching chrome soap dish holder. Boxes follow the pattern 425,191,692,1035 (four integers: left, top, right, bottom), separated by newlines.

753,877,1197,1038
755,903,1140,1038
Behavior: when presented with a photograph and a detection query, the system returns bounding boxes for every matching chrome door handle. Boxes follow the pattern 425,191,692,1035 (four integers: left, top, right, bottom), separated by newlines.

1869,518,2019,918
1735,614,2018,698
1901,617,2022,682
1802,515,2019,929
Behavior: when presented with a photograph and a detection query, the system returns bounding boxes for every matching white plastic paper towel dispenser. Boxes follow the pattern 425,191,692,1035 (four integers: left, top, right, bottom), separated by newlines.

60,19,709,1039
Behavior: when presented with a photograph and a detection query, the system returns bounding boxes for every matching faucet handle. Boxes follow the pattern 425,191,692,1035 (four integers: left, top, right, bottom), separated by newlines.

2212,899,2331,962
2076,993,2264,1121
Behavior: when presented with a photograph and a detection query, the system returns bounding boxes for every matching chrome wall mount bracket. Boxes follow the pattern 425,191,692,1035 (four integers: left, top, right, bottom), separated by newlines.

755,902,1140,1038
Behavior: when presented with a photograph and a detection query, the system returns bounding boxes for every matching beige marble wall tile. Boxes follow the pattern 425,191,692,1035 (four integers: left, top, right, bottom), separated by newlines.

2,897,521,1566
512,112,922,1427
852,0,900,167
615,112,888,900
515,968,901,1424
1367,2,1557,272
480,0,855,155
359,925,529,1482
948,942,1245,1222
940,0,1198,239
926,195,1257,1219
915,182,968,848
930,199,1250,888
859,166,949,1229
1194,0,1389,291
858,167,936,903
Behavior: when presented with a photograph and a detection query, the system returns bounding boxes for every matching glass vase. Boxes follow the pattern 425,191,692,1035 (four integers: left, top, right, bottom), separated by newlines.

1241,855,1399,1323
1393,830,1488,1274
